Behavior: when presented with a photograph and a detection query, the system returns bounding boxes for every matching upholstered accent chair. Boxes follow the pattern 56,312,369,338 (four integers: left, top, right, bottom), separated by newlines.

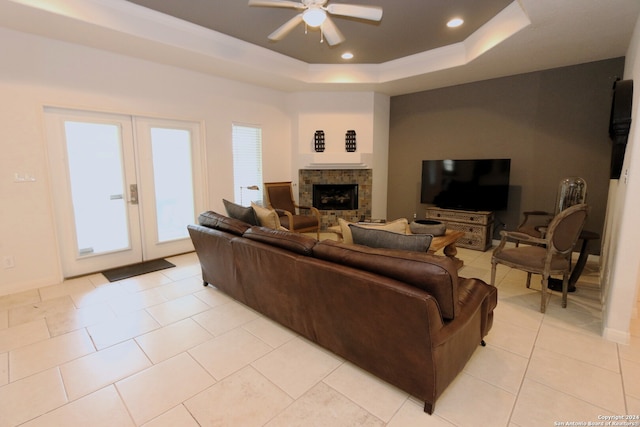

515,177,587,247
264,181,320,239
514,210,555,246
490,204,589,313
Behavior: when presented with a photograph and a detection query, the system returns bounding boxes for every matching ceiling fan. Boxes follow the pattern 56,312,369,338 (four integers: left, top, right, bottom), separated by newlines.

248,0,383,46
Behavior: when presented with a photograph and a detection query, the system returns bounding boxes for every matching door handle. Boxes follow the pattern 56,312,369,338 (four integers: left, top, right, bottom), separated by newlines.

130,184,138,205
110,194,123,200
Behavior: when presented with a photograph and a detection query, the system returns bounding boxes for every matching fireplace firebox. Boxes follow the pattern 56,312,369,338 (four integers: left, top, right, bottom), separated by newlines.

313,184,358,210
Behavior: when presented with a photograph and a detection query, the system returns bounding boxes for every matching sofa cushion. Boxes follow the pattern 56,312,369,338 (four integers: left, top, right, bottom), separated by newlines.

251,202,287,230
223,199,259,225
338,217,409,244
243,226,317,256
197,211,251,236
313,240,459,319
350,225,433,252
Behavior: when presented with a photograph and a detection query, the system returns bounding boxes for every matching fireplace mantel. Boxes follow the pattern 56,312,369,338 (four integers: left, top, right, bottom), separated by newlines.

305,162,369,169
301,152,372,169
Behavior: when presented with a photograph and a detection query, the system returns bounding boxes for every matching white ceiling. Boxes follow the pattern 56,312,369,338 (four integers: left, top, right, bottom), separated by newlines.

0,0,639,96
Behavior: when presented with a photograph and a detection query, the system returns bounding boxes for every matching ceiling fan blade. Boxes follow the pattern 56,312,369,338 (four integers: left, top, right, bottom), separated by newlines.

268,13,304,41
248,0,304,9
322,17,345,46
326,4,383,21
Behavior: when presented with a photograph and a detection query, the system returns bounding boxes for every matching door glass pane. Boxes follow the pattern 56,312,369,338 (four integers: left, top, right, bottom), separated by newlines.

65,121,130,256
150,128,195,242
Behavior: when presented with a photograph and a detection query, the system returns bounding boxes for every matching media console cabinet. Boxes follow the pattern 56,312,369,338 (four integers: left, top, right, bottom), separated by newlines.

426,207,494,251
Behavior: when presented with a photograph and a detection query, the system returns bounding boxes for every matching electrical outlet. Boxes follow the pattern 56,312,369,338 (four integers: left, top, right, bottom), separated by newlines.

2,256,15,269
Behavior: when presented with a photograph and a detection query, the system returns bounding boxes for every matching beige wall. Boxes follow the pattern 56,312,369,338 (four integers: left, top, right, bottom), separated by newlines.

388,58,625,244
0,26,388,296
602,14,640,343
0,27,292,295
286,91,390,219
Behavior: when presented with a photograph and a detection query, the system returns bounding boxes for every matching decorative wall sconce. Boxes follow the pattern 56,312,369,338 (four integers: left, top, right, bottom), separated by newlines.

314,130,325,152
345,130,356,152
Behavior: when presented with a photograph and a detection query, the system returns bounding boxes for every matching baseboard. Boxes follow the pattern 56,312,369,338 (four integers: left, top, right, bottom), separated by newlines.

602,327,630,345
0,276,58,298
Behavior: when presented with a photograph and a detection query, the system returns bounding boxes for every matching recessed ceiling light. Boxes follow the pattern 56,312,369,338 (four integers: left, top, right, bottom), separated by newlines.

447,18,464,28
341,52,354,60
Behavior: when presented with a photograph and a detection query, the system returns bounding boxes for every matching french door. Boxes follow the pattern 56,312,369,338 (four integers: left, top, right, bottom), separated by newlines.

45,108,205,278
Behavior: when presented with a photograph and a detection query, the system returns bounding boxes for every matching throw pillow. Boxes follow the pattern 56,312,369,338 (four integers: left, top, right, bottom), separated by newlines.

338,217,409,244
349,225,433,252
222,199,259,225
251,202,286,230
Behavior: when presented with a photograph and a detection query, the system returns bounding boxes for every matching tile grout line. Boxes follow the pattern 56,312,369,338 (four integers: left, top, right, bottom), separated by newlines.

500,265,545,427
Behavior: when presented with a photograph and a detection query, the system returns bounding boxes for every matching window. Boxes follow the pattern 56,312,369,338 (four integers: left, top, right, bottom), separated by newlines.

232,124,263,206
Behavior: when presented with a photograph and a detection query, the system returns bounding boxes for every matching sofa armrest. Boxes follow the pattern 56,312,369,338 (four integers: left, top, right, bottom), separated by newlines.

433,277,497,345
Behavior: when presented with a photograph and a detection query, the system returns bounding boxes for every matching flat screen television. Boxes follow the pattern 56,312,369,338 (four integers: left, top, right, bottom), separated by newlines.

420,159,511,211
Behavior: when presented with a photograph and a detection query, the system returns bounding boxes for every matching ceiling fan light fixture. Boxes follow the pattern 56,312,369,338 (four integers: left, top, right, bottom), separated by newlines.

303,8,327,27
250,0,382,46
447,18,464,28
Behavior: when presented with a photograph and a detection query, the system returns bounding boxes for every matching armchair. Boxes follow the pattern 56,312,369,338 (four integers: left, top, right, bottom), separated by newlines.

514,177,587,246
490,204,589,313
264,181,320,239
514,210,554,246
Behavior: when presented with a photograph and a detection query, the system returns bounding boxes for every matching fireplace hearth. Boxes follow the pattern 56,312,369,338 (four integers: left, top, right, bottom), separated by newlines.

313,184,358,210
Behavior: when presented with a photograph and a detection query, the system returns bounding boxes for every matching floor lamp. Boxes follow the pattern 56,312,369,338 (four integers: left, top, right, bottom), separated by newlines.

240,185,259,206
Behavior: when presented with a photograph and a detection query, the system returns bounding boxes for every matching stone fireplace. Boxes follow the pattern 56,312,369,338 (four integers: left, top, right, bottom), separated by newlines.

299,169,372,230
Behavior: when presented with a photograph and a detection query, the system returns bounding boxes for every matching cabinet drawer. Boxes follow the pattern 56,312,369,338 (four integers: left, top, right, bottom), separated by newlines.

457,235,491,251
444,222,486,236
440,221,492,251
425,207,494,251
426,208,493,225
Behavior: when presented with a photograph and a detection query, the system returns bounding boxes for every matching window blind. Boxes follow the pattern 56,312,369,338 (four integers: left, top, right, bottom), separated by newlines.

232,124,263,206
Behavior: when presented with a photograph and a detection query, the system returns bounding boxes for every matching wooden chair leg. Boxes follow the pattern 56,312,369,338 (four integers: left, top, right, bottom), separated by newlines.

540,275,548,313
490,262,497,286
526,272,532,288
562,274,569,308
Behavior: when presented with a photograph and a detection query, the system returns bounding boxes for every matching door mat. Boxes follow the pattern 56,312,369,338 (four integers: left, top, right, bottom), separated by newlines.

102,259,175,282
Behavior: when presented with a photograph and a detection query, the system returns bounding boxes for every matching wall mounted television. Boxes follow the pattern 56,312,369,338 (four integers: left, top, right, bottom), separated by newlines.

420,159,511,211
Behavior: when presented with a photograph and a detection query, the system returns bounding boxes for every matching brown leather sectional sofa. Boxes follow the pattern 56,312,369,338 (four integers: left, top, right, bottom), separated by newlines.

187,211,498,414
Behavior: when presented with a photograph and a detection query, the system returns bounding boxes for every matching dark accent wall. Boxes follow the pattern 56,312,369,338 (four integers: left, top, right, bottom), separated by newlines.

388,58,625,251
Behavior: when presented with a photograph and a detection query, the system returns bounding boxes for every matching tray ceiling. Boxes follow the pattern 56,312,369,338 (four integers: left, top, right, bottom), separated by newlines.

125,0,513,64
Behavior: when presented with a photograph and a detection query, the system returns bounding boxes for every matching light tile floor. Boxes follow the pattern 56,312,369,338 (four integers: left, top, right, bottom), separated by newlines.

0,241,639,426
